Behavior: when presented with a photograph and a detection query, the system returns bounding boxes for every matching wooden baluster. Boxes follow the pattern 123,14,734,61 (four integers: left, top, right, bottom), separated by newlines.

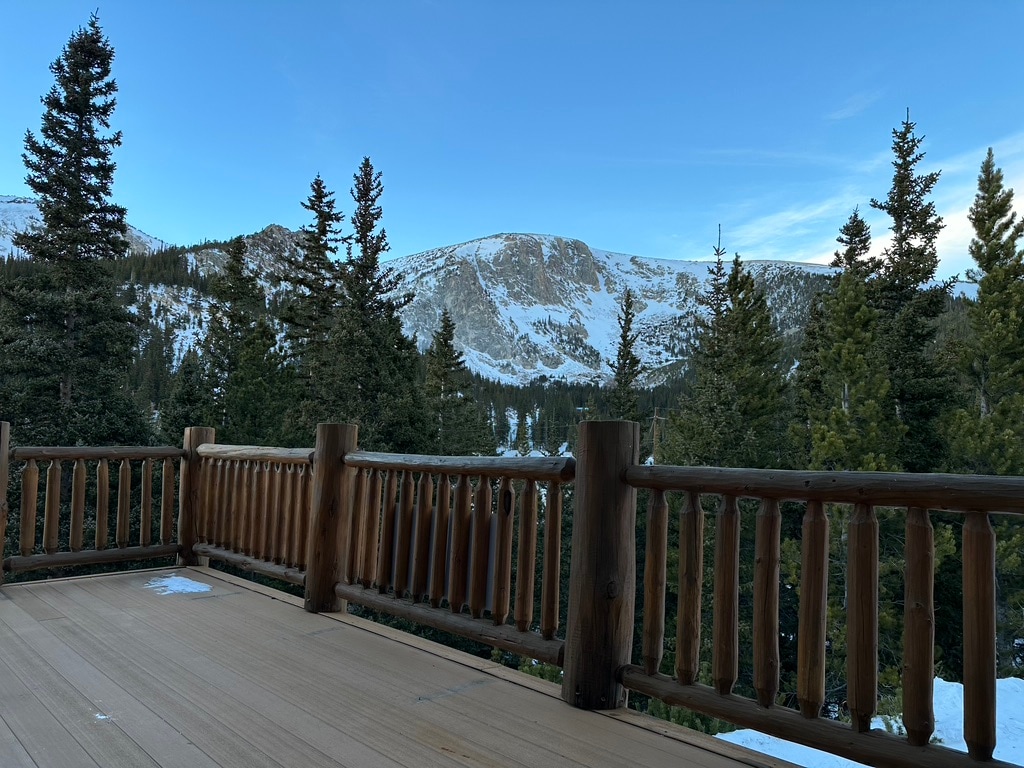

361,470,383,587
713,495,740,693
235,461,251,553
644,488,669,675
797,499,828,718
70,458,86,552
140,459,153,547
448,474,472,611
95,459,109,551
160,457,175,544
267,464,283,563
293,464,310,569
963,511,997,761
115,458,131,548
194,458,209,544
754,497,781,708
376,470,398,593
348,468,369,584
393,470,416,597
42,459,61,554
220,460,234,550
514,478,538,631
255,462,270,560
903,506,934,744
469,476,492,618
248,461,260,556
540,480,563,640
429,473,452,607
246,462,260,557
491,477,516,625
19,459,39,556
847,502,878,732
411,472,434,601
279,465,295,564
210,459,226,545
676,491,703,686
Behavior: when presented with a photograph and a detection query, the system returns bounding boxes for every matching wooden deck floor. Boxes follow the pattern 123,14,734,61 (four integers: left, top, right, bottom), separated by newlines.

0,567,795,768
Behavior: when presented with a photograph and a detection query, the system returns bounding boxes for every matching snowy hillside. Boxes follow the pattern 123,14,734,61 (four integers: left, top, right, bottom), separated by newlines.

718,677,1024,767
0,198,851,383
0,195,167,257
391,233,834,384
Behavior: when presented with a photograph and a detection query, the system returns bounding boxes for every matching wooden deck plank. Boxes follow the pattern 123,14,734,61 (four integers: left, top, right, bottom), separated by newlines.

0,604,100,768
0,596,170,768
0,715,36,768
0,570,791,768
62,576,540,768
20,583,359,768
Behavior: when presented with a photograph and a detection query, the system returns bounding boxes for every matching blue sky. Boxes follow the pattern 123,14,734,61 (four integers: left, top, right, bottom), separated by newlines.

2,1,1022,279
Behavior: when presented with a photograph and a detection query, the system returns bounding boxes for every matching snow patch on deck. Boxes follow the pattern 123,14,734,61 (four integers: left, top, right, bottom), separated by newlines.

144,573,212,595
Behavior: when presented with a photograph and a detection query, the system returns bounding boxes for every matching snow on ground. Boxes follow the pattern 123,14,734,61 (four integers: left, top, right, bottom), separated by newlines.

717,677,1024,767
144,573,212,595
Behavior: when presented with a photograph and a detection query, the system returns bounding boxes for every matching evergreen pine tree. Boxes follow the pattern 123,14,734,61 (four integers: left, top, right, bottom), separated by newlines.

223,317,294,446
425,309,495,455
0,14,146,445
160,348,214,443
945,150,1024,671
608,288,643,422
275,174,344,433
663,244,788,469
830,206,878,277
868,113,953,471
331,157,428,451
809,271,903,471
205,237,261,431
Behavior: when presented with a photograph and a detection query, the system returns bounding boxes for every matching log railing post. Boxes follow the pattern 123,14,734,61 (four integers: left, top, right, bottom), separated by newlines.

0,421,9,586
304,423,357,613
178,426,215,566
562,420,639,710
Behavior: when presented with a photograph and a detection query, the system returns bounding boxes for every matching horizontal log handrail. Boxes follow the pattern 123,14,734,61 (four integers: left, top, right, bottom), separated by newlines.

335,582,565,666
193,543,305,587
4,544,180,574
10,446,186,461
195,444,313,464
618,668,1020,768
344,450,576,483
625,464,1024,513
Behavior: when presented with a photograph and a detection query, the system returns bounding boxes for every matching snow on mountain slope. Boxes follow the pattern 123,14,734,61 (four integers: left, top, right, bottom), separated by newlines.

0,195,167,257
391,233,834,384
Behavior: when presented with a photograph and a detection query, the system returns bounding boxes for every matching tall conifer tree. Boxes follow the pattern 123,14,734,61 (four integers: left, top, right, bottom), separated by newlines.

868,113,952,471
0,14,146,444
331,157,427,451
425,309,494,455
608,288,643,422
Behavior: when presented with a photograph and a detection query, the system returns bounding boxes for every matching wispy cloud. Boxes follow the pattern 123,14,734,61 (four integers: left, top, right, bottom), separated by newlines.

825,90,884,121
729,194,853,258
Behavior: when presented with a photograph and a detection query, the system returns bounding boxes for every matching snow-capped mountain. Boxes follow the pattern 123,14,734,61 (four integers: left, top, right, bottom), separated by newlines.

1,193,836,384
391,233,833,384
0,195,167,257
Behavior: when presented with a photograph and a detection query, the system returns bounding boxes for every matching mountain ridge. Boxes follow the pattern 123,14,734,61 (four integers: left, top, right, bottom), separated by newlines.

1,195,835,384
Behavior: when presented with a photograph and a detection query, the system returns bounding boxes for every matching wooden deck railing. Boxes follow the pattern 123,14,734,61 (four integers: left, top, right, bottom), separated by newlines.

187,438,313,587
559,421,1021,768
3,418,1021,768
330,446,572,664
0,423,184,581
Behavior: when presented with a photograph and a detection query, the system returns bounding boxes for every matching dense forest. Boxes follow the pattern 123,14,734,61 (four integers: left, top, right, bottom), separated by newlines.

1,14,1022,735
